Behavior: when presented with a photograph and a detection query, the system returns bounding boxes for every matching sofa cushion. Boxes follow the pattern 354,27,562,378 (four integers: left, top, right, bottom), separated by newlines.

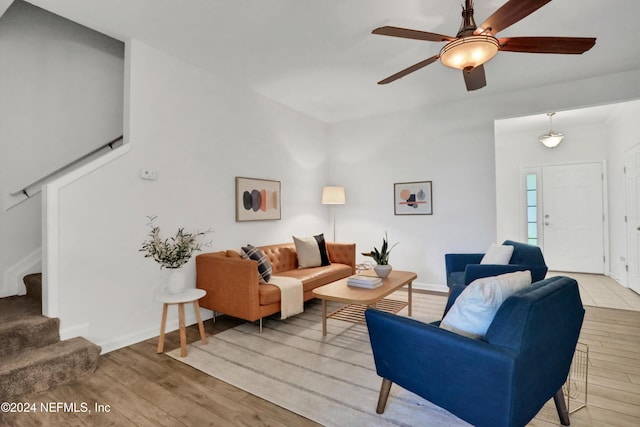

226,249,242,258
258,263,353,306
480,243,514,265
440,270,532,339
293,234,330,268
241,244,272,284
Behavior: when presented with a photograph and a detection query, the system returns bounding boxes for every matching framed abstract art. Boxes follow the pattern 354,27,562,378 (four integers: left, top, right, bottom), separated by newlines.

394,181,433,215
235,177,281,221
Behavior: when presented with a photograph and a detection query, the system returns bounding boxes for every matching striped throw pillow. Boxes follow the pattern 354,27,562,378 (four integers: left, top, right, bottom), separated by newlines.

241,244,272,284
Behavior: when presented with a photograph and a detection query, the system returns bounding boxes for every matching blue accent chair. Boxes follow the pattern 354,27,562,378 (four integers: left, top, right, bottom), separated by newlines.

445,240,548,289
365,276,584,427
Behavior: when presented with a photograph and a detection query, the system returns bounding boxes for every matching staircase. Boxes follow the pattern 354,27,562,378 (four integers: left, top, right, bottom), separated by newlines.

0,274,101,401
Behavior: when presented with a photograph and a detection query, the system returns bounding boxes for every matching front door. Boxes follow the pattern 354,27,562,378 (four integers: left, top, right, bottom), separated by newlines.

542,162,605,273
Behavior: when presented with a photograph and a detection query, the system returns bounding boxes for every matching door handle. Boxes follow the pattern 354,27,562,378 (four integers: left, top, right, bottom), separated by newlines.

545,222,550,226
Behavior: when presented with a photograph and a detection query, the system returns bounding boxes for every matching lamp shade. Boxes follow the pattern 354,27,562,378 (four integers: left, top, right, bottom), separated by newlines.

322,186,345,205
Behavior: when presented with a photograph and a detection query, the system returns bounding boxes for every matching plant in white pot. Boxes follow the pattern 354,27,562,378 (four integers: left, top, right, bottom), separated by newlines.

140,216,211,294
361,232,398,278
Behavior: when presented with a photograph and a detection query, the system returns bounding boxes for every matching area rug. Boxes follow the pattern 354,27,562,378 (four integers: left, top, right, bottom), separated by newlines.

167,292,472,427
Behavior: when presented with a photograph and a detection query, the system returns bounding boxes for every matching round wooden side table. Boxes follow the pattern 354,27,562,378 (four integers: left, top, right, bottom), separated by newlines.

155,288,208,357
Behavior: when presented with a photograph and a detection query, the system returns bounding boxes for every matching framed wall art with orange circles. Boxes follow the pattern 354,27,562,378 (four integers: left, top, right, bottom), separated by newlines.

394,181,432,215
235,177,281,221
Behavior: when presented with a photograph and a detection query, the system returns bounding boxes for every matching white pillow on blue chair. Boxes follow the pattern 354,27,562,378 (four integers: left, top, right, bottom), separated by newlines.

440,270,532,339
480,243,514,264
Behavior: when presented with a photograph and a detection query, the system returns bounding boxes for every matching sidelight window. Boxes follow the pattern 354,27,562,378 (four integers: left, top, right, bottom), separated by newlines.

526,174,538,245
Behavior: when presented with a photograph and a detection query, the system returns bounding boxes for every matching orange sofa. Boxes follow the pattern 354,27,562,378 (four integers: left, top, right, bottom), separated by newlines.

196,242,356,330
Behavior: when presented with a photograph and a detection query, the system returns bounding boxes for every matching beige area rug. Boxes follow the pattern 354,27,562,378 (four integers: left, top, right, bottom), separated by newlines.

168,292,473,427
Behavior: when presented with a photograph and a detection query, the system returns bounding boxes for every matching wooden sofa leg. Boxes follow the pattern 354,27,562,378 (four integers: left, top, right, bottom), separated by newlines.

554,388,570,426
376,378,392,414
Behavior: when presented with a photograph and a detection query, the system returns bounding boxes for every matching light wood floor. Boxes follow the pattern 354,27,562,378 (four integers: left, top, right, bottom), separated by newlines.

548,272,640,312
2,299,639,426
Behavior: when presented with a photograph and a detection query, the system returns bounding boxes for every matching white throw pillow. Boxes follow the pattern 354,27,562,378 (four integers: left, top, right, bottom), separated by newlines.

293,234,330,268
480,243,514,265
440,270,532,339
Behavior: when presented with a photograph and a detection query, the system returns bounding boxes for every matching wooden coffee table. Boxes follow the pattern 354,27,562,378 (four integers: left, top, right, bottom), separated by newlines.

312,270,417,336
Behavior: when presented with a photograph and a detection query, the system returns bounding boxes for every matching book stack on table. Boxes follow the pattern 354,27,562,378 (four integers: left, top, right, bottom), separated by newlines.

347,275,383,289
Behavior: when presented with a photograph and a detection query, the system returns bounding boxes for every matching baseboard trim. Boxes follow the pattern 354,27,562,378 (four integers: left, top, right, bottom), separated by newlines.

413,281,448,293
60,323,91,341
97,309,214,355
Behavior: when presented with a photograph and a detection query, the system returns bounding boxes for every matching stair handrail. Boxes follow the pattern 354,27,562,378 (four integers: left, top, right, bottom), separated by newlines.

10,135,124,198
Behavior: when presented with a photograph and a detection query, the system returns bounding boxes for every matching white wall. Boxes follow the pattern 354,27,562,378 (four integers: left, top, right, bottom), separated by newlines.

0,0,123,296
46,40,330,352
607,101,640,283
329,104,497,290
328,70,640,290
495,116,609,243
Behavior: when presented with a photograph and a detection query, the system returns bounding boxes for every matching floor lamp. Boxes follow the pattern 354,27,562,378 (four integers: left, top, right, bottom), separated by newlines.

322,186,345,242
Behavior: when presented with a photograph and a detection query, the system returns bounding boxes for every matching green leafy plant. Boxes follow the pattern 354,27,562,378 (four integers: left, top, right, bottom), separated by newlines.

361,232,398,265
140,216,212,269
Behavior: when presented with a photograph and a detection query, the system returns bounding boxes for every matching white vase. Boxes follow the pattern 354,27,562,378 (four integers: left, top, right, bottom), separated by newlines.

374,264,392,278
166,268,186,294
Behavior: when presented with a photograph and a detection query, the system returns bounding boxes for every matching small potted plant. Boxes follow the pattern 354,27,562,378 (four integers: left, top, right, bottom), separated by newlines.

361,232,398,278
140,216,212,293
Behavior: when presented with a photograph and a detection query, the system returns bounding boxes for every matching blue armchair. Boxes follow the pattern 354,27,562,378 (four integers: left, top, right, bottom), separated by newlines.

365,276,584,427
445,240,548,289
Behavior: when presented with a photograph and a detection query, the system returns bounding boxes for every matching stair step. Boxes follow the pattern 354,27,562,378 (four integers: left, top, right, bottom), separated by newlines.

0,295,40,321
0,337,101,401
0,315,59,359
23,272,42,302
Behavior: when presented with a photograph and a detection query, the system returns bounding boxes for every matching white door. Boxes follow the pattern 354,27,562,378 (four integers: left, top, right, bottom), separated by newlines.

625,145,640,293
542,162,604,273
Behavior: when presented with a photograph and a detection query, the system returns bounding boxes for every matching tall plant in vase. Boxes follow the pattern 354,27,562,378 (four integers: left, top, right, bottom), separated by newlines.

361,232,399,278
140,216,211,294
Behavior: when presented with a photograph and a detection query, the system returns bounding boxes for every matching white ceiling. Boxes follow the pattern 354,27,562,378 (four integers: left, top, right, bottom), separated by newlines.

26,0,640,123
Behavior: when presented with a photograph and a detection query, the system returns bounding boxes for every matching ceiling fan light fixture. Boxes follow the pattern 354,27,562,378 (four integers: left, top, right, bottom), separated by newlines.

439,35,499,70
538,112,564,148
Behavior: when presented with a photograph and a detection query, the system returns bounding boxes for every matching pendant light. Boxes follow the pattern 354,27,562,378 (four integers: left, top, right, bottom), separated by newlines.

539,112,564,148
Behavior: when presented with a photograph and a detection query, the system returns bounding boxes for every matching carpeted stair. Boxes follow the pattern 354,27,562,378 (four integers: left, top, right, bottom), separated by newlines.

0,316,60,359
23,272,42,307
0,274,101,401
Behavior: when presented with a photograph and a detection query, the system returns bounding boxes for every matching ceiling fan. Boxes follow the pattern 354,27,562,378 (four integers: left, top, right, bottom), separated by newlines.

373,0,596,91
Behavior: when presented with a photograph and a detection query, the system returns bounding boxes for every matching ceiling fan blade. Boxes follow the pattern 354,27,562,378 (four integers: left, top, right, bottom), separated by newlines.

378,55,439,85
499,37,596,54
372,26,455,42
463,65,487,91
475,0,551,35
